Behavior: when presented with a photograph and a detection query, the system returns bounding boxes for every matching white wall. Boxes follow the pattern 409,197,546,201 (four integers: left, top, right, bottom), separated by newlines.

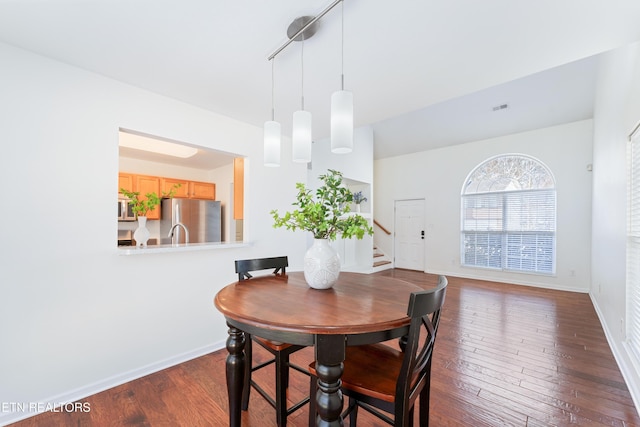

312,126,375,185
0,42,308,425
311,126,375,271
375,119,594,291
591,41,640,406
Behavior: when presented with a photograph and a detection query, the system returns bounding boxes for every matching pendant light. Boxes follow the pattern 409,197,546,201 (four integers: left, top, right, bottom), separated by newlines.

264,59,281,167
331,0,353,154
266,1,347,163
292,39,312,163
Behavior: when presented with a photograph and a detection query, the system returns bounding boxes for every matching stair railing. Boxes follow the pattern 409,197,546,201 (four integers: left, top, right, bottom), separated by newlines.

373,219,391,235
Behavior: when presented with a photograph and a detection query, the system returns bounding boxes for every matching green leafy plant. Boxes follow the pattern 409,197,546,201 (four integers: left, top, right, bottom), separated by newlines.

120,183,181,217
271,169,373,240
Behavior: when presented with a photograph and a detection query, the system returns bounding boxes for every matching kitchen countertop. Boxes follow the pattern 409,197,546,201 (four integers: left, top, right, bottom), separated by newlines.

118,241,250,255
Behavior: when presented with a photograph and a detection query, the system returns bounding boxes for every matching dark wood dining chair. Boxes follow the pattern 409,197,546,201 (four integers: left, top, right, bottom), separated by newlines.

308,275,448,426
234,256,309,427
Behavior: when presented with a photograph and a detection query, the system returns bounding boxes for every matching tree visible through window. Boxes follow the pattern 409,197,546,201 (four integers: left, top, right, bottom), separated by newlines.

461,154,556,274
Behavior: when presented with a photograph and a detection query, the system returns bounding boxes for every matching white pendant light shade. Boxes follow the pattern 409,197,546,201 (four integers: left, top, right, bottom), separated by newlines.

330,89,353,154
264,120,281,167
292,110,312,163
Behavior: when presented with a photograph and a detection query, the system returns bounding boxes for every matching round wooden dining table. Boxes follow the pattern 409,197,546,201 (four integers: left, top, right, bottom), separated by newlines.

214,271,423,427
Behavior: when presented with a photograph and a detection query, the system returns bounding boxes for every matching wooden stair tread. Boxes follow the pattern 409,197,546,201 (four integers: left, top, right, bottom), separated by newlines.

373,260,392,267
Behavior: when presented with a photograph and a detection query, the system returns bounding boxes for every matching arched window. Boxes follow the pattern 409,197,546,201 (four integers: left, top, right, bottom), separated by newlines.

461,154,556,274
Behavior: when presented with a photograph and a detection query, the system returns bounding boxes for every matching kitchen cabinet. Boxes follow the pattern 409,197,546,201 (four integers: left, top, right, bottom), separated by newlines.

161,177,216,200
134,174,161,220
189,181,216,200
233,158,244,220
120,172,216,219
161,178,190,198
162,178,215,199
118,173,134,193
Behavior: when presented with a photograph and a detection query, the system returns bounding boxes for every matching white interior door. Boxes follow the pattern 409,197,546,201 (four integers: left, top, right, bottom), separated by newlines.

394,199,425,271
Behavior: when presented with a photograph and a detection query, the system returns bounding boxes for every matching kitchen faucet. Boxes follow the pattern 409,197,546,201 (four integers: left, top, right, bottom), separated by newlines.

168,222,189,244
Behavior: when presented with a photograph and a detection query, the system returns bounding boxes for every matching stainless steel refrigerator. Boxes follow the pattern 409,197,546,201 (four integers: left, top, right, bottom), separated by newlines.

160,198,222,244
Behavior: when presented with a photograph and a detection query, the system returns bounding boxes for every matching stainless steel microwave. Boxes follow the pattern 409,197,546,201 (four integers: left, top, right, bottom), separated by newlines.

118,195,136,221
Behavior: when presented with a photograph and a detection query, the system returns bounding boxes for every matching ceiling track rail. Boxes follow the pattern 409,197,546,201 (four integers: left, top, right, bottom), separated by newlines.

267,0,342,61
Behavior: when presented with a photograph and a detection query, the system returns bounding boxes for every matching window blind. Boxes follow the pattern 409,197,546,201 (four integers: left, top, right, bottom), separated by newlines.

462,189,556,274
627,125,640,362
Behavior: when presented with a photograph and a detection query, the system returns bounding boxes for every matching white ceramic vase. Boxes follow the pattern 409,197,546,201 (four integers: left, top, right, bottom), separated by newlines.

304,238,341,289
134,216,150,247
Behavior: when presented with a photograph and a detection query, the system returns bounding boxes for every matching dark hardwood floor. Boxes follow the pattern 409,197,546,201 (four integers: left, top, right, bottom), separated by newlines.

10,270,640,426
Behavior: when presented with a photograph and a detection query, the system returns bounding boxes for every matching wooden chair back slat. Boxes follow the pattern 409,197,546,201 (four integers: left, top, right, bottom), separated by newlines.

234,256,288,281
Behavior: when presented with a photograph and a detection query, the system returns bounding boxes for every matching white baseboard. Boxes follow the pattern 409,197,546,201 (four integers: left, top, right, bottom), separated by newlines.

429,268,590,294
589,293,640,417
0,340,227,427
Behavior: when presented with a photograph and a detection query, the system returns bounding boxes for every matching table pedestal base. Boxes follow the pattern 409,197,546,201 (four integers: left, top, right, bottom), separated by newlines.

315,335,345,427
225,324,245,427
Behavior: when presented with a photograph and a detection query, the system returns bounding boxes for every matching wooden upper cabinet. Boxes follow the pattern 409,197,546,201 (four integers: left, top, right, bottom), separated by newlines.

189,181,216,200
118,173,134,193
160,177,215,199
134,174,161,220
119,172,216,219
161,177,190,198
233,158,244,220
